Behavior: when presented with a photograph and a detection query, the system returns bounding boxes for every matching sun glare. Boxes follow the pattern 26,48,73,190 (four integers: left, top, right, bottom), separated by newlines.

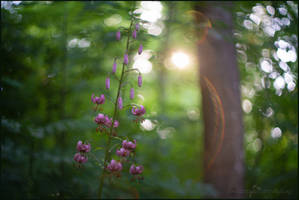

133,50,153,74
171,51,190,69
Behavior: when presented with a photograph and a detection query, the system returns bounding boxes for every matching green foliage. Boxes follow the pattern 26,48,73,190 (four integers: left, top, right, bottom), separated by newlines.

234,1,298,198
1,1,297,199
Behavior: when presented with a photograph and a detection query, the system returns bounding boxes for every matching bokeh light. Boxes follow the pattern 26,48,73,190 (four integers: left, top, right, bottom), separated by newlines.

171,51,190,69
133,50,153,74
135,1,164,36
271,127,282,138
140,119,156,131
139,1,163,23
104,14,122,26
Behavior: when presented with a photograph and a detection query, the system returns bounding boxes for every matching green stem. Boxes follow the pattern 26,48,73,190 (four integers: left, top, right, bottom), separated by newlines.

98,11,134,199
124,68,141,74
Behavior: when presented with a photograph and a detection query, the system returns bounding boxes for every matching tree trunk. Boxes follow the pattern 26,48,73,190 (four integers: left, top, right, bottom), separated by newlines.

194,2,244,198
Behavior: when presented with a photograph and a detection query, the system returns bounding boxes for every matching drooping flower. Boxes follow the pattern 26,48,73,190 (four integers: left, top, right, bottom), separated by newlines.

100,94,105,103
129,164,144,175
138,75,142,87
94,113,106,124
107,159,122,172
76,140,83,151
112,60,117,74
116,31,121,40
104,115,110,126
91,94,95,103
99,94,105,104
116,147,130,157
91,94,105,105
113,120,119,128
104,116,119,128
132,29,137,39
76,141,91,153
132,105,146,117
135,23,140,31
118,97,123,110
74,153,88,164
130,88,134,99
138,44,143,55
106,77,110,89
122,139,136,150
124,54,129,65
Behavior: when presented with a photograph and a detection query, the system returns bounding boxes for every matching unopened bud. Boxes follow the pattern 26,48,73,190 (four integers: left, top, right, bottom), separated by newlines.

132,29,137,39
116,31,121,40
106,77,110,89
112,60,117,74
138,44,143,55
124,54,129,65
130,88,134,99
118,97,123,110
135,23,140,31
138,75,142,87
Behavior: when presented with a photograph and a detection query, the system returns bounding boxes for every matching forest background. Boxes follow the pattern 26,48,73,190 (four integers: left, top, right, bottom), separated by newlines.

1,1,298,199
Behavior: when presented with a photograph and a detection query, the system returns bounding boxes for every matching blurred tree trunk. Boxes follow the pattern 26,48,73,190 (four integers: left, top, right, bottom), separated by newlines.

194,2,244,198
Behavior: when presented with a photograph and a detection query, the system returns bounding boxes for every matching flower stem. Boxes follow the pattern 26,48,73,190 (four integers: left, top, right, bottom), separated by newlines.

124,68,141,74
98,10,134,199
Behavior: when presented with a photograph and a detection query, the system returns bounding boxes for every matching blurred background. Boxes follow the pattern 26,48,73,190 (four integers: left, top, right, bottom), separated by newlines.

1,1,297,199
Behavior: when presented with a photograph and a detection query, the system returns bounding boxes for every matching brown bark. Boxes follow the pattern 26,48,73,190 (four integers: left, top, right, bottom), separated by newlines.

194,2,244,198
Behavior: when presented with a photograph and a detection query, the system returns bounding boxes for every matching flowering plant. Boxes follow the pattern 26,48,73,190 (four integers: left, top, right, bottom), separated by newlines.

73,4,148,198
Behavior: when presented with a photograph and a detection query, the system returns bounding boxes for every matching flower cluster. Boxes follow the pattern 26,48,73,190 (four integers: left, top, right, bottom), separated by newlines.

91,94,105,111
95,113,119,135
116,147,130,157
91,94,105,105
107,138,143,179
75,14,149,190
104,22,144,179
130,164,144,176
115,139,137,159
73,141,90,164
122,139,137,150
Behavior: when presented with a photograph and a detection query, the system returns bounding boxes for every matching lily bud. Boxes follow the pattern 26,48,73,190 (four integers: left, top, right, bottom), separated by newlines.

130,88,134,99
116,31,121,40
138,44,143,55
112,60,117,74
106,77,110,89
135,23,140,31
124,54,129,65
132,29,137,39
118,97,123,110
138,75,142,87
